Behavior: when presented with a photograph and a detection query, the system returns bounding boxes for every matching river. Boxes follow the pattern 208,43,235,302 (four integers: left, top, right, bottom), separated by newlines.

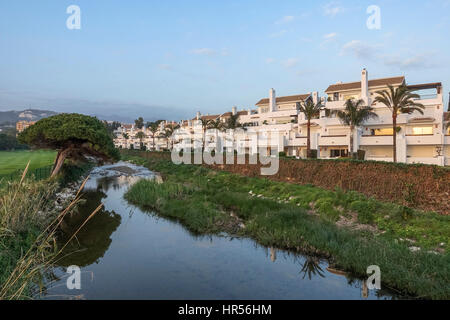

42,162,401,300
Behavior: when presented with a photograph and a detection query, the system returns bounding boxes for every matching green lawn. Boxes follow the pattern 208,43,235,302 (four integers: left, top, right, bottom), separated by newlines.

0,150,57,175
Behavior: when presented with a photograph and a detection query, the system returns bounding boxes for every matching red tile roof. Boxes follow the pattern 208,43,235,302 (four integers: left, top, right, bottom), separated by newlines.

325,76,405,93
256,94,311,106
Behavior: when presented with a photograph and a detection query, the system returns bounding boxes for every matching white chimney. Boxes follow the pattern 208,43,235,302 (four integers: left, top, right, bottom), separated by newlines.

361,68,369,104
312,92,319,104
232,106,237,115
196,111,201,120
269,88,276,112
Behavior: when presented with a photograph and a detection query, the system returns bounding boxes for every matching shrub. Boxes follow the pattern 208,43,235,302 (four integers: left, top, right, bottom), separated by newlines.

315,198,340,221
350,200,376,224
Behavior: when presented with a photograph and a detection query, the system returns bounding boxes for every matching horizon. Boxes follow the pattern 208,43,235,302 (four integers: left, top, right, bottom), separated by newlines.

1,0,450,121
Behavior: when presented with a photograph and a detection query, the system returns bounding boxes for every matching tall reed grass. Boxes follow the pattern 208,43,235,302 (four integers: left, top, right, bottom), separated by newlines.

0,164,100,299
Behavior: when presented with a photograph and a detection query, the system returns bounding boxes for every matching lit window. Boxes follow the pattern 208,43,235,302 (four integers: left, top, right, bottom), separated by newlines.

412,126,433,135
372,128,394,136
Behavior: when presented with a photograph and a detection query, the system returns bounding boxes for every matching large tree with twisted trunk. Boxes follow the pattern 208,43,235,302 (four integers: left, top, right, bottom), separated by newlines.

18,113,120,177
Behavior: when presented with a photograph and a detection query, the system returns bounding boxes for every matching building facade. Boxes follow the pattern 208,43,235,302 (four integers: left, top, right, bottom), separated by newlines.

113,69,450,166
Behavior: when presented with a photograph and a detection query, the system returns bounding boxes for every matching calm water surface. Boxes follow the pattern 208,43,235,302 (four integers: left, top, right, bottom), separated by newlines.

43,162,401,300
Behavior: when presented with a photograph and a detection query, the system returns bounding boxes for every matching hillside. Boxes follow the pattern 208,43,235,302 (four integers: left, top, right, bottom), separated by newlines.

0,109,58,124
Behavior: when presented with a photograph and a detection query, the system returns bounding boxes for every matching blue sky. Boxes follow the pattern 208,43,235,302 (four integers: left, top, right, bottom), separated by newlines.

0,0,449,121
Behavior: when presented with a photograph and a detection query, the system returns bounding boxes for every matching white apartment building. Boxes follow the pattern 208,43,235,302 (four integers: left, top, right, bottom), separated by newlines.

114,68,450,166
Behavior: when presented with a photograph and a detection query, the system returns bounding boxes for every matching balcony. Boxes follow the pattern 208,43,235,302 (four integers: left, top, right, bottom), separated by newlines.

318,135,349,147
288,136,308,146
325,100,346,110
360,135,393,146
405,134,442,145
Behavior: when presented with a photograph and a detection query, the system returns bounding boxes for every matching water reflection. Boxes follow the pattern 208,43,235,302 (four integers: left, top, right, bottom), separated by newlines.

57,189,121,267
44,163,407,300
299,256,325,280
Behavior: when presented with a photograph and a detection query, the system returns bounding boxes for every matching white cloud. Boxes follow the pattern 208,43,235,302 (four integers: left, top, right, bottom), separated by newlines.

323,32,338,40
341,40,437,70
341,40,378,59
190,48,217,56
275,15,294,24
265,58,275,64
323,2,345,17
382,53,436,70
281,58,299,69
269,30,287,38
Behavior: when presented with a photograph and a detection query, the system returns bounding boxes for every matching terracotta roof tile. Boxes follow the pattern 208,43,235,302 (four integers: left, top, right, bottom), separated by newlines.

256,94,311,106
325,76,405,93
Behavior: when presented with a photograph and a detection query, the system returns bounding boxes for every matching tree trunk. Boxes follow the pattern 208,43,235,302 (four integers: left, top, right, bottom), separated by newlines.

392,114,397,163
51,148,70,178
349,125,354,159
306,119,311,158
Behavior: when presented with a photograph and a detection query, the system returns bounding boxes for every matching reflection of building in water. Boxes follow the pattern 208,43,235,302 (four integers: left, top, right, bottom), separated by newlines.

270,247,277,262
362,280,368,298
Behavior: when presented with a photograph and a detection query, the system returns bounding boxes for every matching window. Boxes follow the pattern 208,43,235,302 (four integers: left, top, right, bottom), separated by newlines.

371,128,394,136
333,93,339,101
330,148,348,158
412,126,433,135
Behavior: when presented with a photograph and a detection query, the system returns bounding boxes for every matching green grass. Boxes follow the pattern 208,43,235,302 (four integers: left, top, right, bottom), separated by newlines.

0,150,57,175
123,153,450,299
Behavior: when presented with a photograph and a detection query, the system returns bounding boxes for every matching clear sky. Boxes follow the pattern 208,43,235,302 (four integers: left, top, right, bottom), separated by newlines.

1,0,449,122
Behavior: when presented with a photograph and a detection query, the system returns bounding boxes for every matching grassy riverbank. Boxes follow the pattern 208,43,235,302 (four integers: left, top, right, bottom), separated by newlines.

122,153,450,299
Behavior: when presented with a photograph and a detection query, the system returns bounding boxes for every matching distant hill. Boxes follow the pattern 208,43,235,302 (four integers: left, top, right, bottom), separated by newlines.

0,109,59,124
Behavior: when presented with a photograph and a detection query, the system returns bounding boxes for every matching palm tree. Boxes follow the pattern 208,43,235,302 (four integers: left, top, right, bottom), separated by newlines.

374,84,425,162
135,131,146,150
161,124,180,150
148,124,159,150
296,100,323,158
332,99,378,159
207,119,225,131
122,133,129,149
224,114,241,130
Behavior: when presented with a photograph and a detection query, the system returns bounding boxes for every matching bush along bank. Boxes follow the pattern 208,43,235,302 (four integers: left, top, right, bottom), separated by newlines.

122,153,450,299
120,150,450,215
0,161,94,299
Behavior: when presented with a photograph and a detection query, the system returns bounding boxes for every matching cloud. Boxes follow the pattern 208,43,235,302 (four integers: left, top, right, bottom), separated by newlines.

268,30,287,38
323,2,345,17
341,40,437,70
275,15,294,24
323,32,338,40
281,58,299,69
190,48,217,56
382,53,437,70
265,58,275,64
341,40,379,59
